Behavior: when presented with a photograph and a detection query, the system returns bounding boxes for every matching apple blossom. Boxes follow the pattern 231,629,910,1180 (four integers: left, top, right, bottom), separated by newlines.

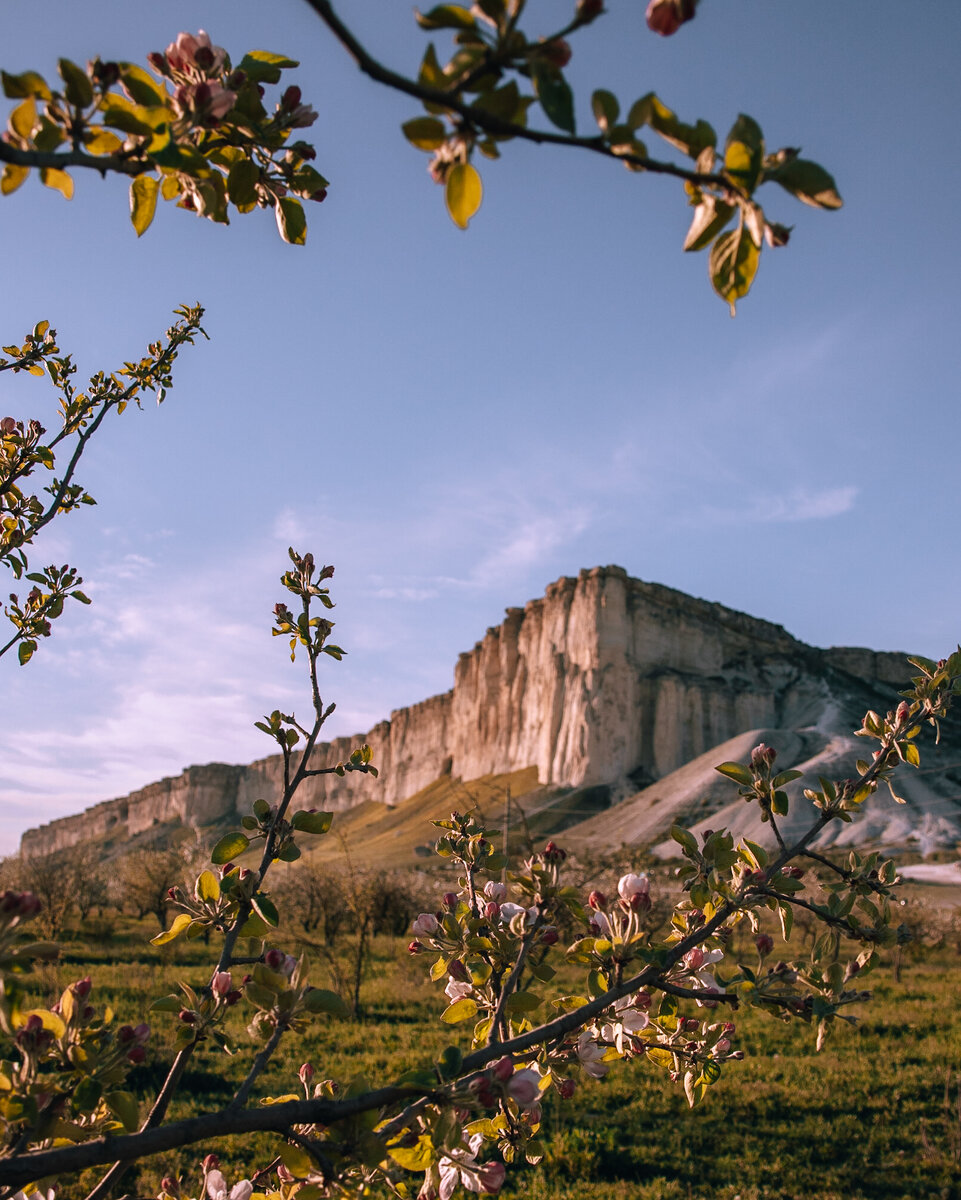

505,1068,541,1108
205,1169,253,1200
164,31,227,76
412,913,440,937
576,1030,609,1079
445,976,473,1003
483,880,507,903
617,872,649,902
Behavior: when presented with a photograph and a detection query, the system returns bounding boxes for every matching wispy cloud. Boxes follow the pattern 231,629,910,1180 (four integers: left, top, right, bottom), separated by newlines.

700,486,858,526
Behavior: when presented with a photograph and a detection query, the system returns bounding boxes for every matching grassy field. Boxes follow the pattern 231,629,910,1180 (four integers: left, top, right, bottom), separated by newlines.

22,894,961,1200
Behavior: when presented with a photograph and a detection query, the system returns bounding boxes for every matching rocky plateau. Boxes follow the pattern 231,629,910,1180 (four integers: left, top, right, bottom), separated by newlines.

18,566,961,861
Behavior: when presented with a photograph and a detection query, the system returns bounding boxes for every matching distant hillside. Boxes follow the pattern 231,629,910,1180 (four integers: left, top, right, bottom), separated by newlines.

19,566,961,862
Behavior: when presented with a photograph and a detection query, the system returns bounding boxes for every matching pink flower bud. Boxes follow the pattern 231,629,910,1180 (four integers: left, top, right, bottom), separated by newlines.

485,901,500,920
442,892,459,910
264,948,284,970
556,1076,576,1098
127,1045,146,1064
117,1025,135,1043
684,947,705,970
73,976,92,999
715,1038,732,1055
538,39,572,69
299,1062,314,1085
645,0,697,36
543,840,566,861
540,926,559,946
484,880,507,903
493,1056,514,1082
408,940,424,954
161,1175,180,1197
722,1021,735,1034
447,959,469,982
282,85,302,110
178,1009,196,1024
211,970,232,996
588,890,607,911
202,1154,219,1172
755,933,774,956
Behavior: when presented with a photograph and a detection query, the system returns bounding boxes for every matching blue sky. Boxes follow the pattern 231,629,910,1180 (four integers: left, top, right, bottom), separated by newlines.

1,2,959,854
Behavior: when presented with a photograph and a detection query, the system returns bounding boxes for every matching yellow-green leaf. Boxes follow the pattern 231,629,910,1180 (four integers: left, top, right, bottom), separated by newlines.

709,225,760,315
84,129,124,156
40,168,73,199
10,97,38,141
276,196,307,245
195,869,220,902
130,175,158,236
151,912,193,946
401,116,447,151
1,164,28,196
441,996,478,1023
445,162,482,230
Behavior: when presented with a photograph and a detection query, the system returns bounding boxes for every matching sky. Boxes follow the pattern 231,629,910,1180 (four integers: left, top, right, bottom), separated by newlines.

1,1,959,855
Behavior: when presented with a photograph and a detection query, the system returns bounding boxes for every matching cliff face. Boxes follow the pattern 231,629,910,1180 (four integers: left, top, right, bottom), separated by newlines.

19,566,915,858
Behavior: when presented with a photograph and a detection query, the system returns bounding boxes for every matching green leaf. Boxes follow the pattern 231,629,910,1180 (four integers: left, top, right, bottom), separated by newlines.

504,990,542,1014
150,912,193,945
683,196,735,252
530,62,575,134
2,70,52,100
72,1076,102,1114
591,89,619,133
303,987,349,1017
445,162,482,229
276,196,307,245
724,114,764,194
715,761,754,786
441,996,478,1023
70,590,91,605
211,832,250,864
17,640,36,666
237,51,300,85
129,175,158,236
1,164,29,195
291,810,334,835
767,157,842,209
149,994,183,1013
772,769,803,788
119,63,168,106
227,159,260,208
105,1090,139,1132
251,893,280,927
437,1044,463,1079
670,824,698,854
195,869,220,903
278,843,301,862
58,58,93,108
415,5,476,29
709,225,760,315
401,116,448,151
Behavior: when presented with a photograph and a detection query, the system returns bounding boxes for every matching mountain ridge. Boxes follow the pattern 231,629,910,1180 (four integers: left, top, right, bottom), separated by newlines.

18,566,959,859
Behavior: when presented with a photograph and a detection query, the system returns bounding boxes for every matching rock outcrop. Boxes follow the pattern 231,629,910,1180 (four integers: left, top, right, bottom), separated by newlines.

19,566,954,858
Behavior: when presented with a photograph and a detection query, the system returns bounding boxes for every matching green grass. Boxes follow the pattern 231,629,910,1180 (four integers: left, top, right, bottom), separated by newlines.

20,913,961,1200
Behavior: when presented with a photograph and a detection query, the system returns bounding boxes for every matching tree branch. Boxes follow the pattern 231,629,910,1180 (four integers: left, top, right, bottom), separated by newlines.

0,140,148,178
301,0,739,194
